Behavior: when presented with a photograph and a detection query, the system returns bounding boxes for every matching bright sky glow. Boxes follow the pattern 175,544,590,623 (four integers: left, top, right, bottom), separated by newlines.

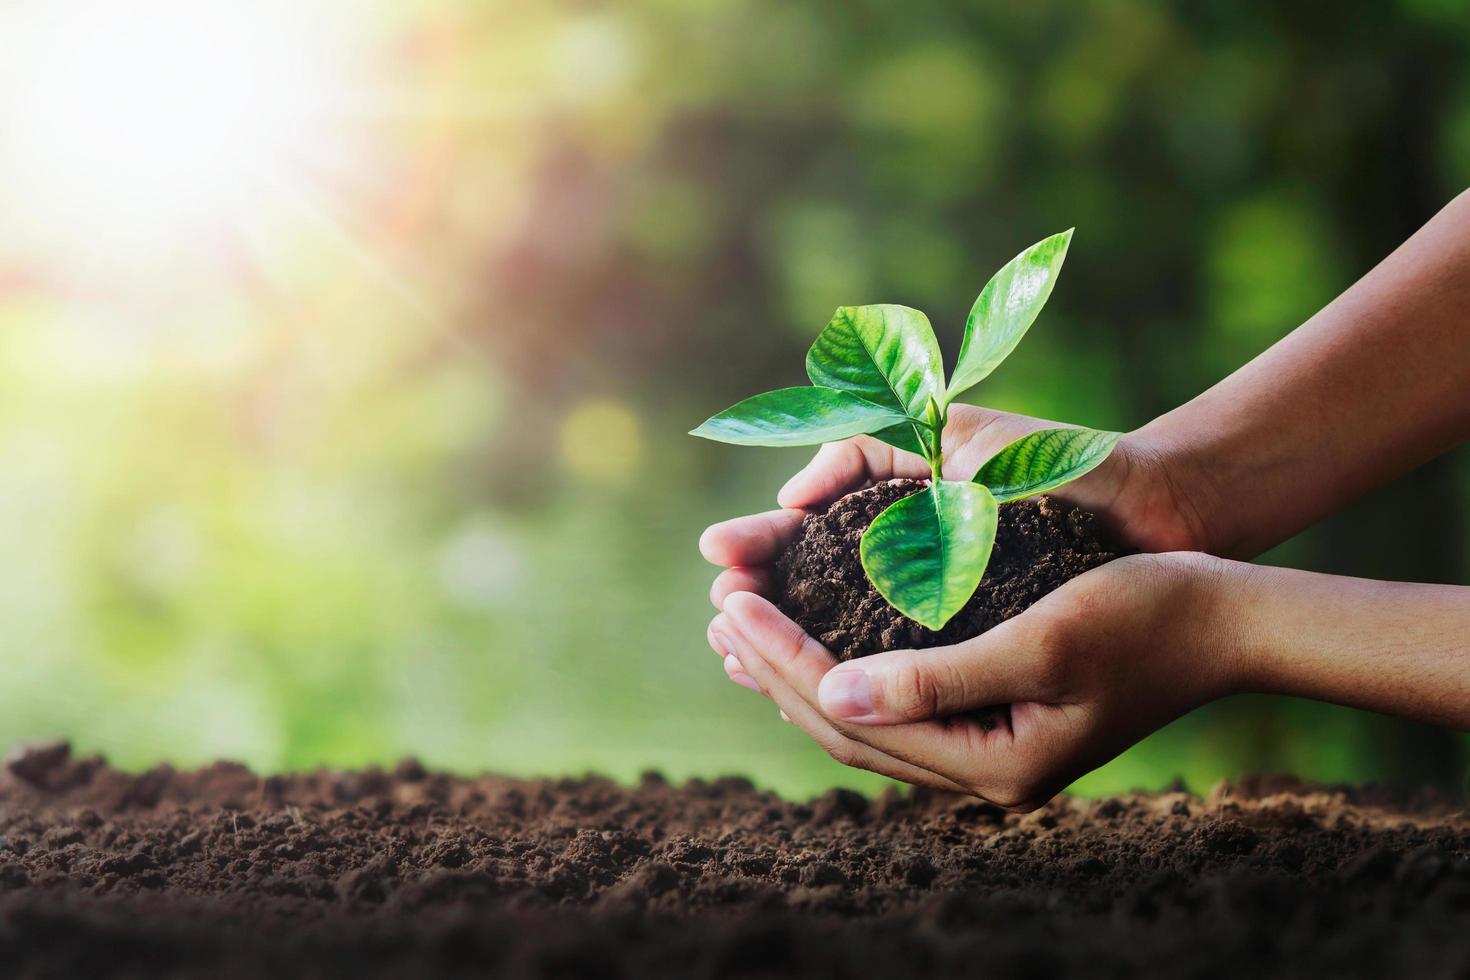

1,0,353,259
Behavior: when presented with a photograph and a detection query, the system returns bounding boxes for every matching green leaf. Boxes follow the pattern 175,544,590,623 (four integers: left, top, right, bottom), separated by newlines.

860,481,998,631
807,305,944,420
869,420,929,456
947,230,1073,401
690,386,911,447
974,428,1121,502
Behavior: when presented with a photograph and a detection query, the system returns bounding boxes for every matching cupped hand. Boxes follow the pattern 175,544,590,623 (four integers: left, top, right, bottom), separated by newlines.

697,404,1216,805
699,403,1205,615
707,551,1245,809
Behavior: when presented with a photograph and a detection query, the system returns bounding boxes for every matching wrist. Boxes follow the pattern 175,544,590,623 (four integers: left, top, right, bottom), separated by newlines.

1185,555,1281,697
1160,553,1258,700
1104,428,1217,554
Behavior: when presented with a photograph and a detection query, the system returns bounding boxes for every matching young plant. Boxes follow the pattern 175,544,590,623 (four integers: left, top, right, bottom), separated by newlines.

691,230,1121,630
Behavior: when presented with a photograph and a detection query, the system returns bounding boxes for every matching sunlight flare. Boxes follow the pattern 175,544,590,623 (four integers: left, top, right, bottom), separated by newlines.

1,0,358,256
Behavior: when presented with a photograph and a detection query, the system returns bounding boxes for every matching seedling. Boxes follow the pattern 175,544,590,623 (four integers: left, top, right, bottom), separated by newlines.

691,230,1120,630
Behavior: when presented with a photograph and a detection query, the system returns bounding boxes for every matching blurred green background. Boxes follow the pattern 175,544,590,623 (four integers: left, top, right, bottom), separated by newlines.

0,0,1466,798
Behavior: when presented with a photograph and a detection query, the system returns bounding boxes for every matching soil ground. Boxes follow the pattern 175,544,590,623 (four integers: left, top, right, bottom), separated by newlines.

777,479,1129,660
3,742,1468,979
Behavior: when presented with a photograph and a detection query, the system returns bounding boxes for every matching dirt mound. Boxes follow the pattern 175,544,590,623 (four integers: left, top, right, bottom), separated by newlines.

2,741,1468,978
776,479,1129,660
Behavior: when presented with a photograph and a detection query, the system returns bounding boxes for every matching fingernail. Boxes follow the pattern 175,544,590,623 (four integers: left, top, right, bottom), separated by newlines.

723,655,761,694
779,709,791,723
820,667,873,719
731,672,761,693
710,630,733,659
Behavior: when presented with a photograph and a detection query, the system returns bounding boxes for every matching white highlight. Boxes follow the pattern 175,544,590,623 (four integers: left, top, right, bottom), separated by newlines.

2,0,343,249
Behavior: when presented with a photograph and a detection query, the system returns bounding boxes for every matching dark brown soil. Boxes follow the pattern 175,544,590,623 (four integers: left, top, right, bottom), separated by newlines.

3,742,1468,979
777,479,1130,660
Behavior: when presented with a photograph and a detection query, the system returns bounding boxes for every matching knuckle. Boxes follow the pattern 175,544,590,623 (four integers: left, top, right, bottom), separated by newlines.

829,439,865,473
822,738,859,769
1053,579,1105,624
934,656,977,713
887,662,941,720
854,434,897,472
798,629,835,663
757,516,793,557
774,619,816,667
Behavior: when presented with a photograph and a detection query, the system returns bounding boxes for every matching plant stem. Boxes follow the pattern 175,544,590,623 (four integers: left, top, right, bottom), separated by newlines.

924,396,944,484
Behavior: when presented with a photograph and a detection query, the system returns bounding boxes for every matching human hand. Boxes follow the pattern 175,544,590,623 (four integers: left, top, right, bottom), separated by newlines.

699,403,1205,616
708,552,1243,809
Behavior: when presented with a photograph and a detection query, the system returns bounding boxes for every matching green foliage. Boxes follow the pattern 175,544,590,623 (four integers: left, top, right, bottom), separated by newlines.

804,304,944,454
860,481,997,630
693,231,1122,630
868,419,930,457
976,428,1122,503
806,305,944,420
689,387,910,446
949,230,1074,401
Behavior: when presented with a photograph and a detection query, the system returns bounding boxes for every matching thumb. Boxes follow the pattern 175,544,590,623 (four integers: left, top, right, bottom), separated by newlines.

817,636,1035,725
777,437,910,509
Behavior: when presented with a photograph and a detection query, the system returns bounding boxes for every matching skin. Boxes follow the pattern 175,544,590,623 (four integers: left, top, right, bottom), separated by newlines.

700,191,1470,809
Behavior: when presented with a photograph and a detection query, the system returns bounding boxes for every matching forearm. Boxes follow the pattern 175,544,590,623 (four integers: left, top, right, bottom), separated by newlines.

1215,560,1470,731
1138,191,1470,558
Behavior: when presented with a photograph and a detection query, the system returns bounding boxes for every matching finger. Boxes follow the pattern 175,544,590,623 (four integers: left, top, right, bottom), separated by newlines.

816,613,1054,725
720,591,835,690
937,408,1051,478
712,603,970,793
719,592,969,742
777,437,926,509
719,593,977,793
710,567,775,610
721,592,1039,805
709,618,769,696
699,510,805,568
723,654,764,695
707,619,734,659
